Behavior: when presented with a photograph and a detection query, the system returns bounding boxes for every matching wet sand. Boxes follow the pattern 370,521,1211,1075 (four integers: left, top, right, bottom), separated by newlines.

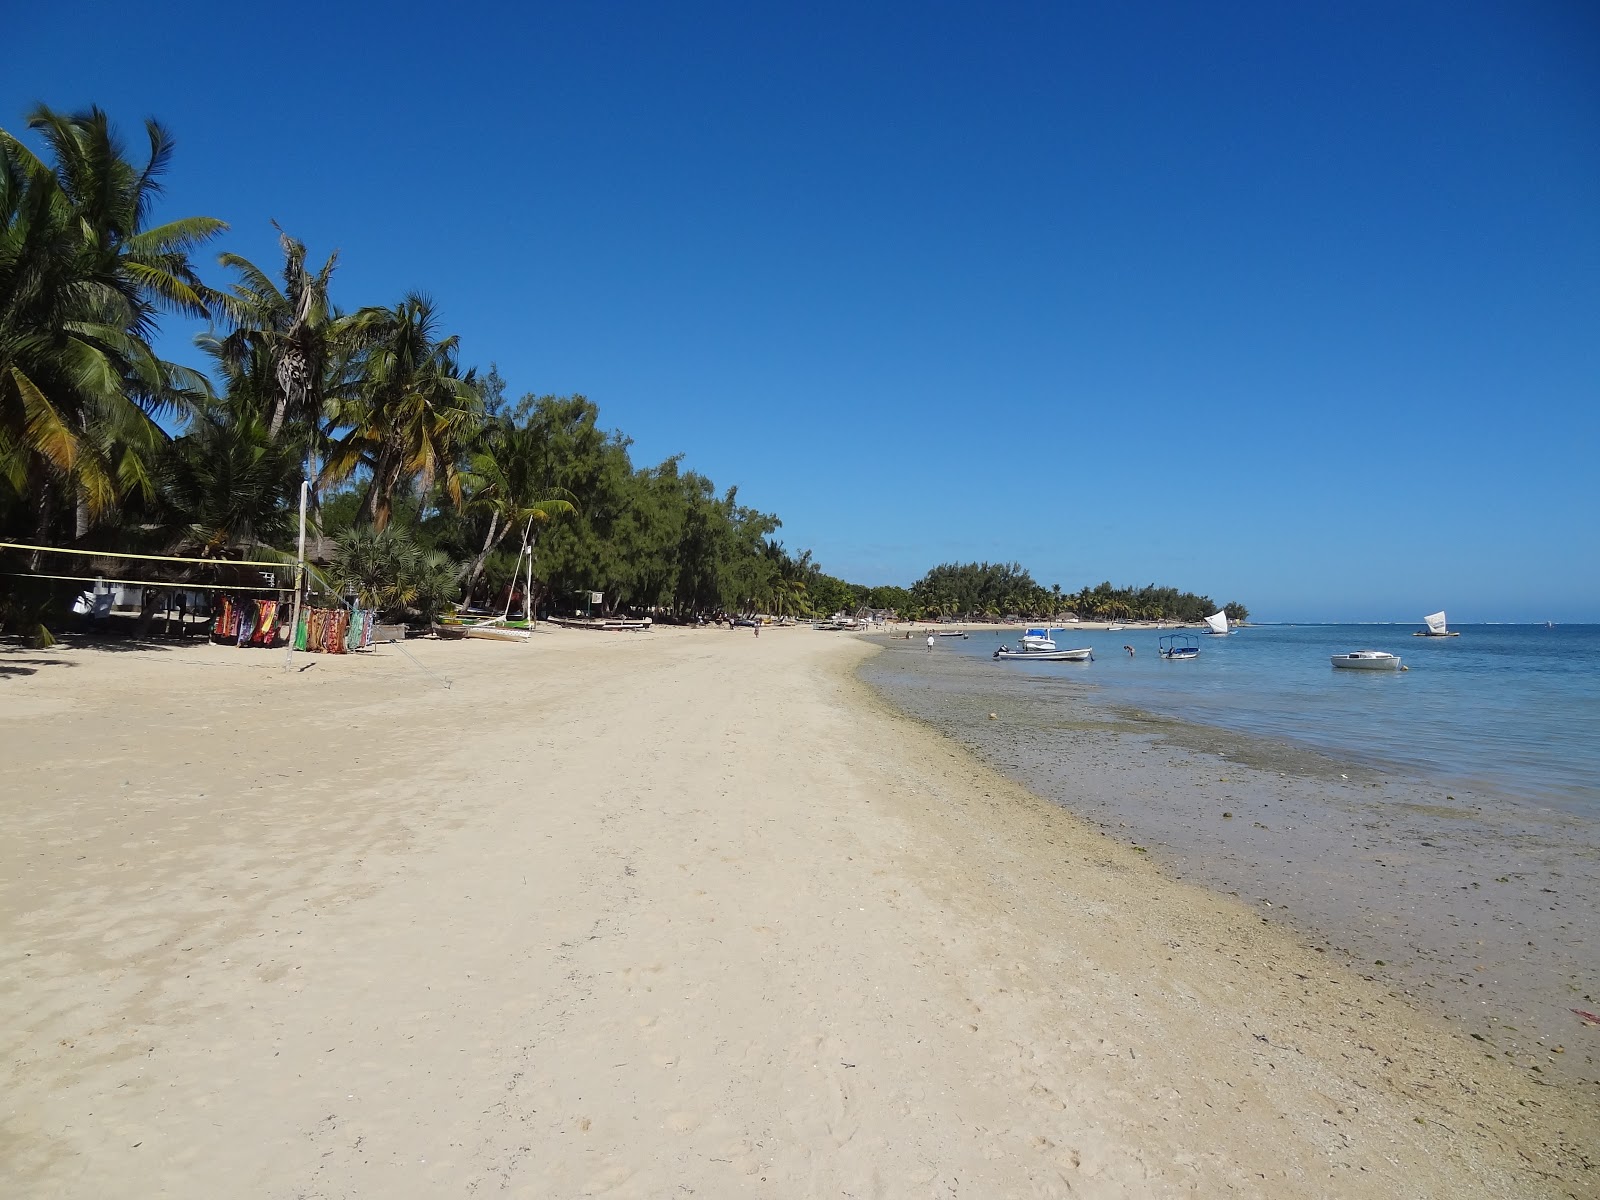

1,627,1595,1197
861,633,1600,1097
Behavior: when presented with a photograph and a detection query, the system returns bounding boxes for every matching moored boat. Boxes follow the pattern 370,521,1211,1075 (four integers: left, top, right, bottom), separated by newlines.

434,617,531,641
1158,634,1200,660
1020,627,1063,652
1331,650,1405,671
994,645,1093,662
1414,610,1460,637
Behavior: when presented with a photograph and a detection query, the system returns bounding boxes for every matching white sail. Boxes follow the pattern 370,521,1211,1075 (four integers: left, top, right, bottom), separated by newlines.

1424,611,1447,634
1204,610,1229,634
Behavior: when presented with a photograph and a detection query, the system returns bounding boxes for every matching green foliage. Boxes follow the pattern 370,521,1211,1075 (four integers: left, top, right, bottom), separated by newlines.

155,405,297,552
911,562,1042,618
1068,581,1221,623
899,564,1237,622
322,294,482,531
325,526,460,622
1,104,223,533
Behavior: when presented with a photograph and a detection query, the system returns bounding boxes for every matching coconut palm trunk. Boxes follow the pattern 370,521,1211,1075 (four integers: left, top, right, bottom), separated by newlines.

460,509,514,608
269,347,309,442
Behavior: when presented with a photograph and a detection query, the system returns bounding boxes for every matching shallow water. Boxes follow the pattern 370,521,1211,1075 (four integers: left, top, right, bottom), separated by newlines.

940,623,1600,815
859,630,1600,1092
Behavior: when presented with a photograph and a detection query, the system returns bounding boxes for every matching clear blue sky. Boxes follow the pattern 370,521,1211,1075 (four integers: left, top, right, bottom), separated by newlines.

11,1,1598,620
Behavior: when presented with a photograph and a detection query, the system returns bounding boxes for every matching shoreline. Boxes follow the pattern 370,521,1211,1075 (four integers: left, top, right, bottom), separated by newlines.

857,631,1600,1097
2,629,1594,1195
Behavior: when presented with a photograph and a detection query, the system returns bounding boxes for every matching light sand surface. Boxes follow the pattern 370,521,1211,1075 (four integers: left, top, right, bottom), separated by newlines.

1,628,1593,1198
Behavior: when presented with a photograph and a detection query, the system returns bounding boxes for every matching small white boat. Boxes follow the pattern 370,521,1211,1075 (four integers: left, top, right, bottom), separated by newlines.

1413,610,1460,637
1203,610,1231,635
1020,627,1062,651
1107,623,1124,632
937,629,969,639
994,645,1093,662
1331,650,1404,671
1158,634,1200,660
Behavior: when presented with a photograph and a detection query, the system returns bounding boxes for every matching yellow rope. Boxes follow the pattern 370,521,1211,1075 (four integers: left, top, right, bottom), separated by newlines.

0,542,288,569
2,572,288,593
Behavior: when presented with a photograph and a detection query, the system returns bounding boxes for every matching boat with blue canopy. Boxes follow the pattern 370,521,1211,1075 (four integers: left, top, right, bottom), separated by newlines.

1158,633,1200,660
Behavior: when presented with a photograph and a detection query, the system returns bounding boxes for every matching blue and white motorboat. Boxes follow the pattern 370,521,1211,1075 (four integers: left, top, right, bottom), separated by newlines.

993,627,1094,661
1158,634,1200,660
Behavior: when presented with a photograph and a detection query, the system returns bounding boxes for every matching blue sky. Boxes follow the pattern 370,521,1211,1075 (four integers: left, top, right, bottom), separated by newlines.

11,2,1598,620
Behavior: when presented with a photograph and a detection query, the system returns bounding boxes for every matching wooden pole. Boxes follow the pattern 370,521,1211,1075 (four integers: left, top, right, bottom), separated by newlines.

523,540,533,627
283,479,309,668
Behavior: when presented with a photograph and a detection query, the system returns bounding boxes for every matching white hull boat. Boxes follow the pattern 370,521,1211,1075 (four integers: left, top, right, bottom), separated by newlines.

436,618,531,642
1203,610,1231,635
1159,634,1200,660
466,625,531,642
1332,650,1404,671
994,645,1094,662
937,630,969,638
1019,627,1067,652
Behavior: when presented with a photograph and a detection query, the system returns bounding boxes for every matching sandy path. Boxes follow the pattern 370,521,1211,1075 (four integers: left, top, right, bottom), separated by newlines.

1,629,1592,1198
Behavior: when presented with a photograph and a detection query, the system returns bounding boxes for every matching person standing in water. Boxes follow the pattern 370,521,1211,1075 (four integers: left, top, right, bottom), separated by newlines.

926,634,935,650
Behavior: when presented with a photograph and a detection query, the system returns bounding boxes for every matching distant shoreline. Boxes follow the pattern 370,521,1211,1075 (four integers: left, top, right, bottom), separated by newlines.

888,619,1202,633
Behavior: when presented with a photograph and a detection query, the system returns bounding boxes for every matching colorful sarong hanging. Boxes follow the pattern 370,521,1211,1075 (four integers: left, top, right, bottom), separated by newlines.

290,606,376,654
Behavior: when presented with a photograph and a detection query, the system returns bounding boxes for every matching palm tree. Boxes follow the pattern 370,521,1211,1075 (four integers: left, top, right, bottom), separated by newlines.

155,404,297,554
202,226,341,445
458,418,575,609
0,105,223,534
323,294,482,531
757,541,811,618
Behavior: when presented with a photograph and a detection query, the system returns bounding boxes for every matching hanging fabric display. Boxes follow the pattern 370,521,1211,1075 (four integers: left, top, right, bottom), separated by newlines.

211,596,237,641
251,600,278,646
291,606,375,654
208,594,280,647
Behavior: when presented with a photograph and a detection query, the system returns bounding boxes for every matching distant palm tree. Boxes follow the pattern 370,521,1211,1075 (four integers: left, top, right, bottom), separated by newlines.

459,418,575,608
323,294,482,530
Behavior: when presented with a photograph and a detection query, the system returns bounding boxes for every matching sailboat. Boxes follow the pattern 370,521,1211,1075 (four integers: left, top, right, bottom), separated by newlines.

1202,610,1231,635
438,517,539,642
1413,610,1460,638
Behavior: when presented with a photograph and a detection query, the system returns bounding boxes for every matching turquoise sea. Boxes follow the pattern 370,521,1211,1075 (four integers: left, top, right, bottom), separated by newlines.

940,623,1600,815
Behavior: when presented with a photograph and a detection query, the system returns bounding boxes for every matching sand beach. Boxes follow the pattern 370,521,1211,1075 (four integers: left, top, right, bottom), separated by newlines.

2,627,1594,1198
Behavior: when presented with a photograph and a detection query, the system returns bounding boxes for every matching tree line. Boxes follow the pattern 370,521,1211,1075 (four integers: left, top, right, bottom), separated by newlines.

0,105,829,636
904,562,1248,624
0,106,1248,641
